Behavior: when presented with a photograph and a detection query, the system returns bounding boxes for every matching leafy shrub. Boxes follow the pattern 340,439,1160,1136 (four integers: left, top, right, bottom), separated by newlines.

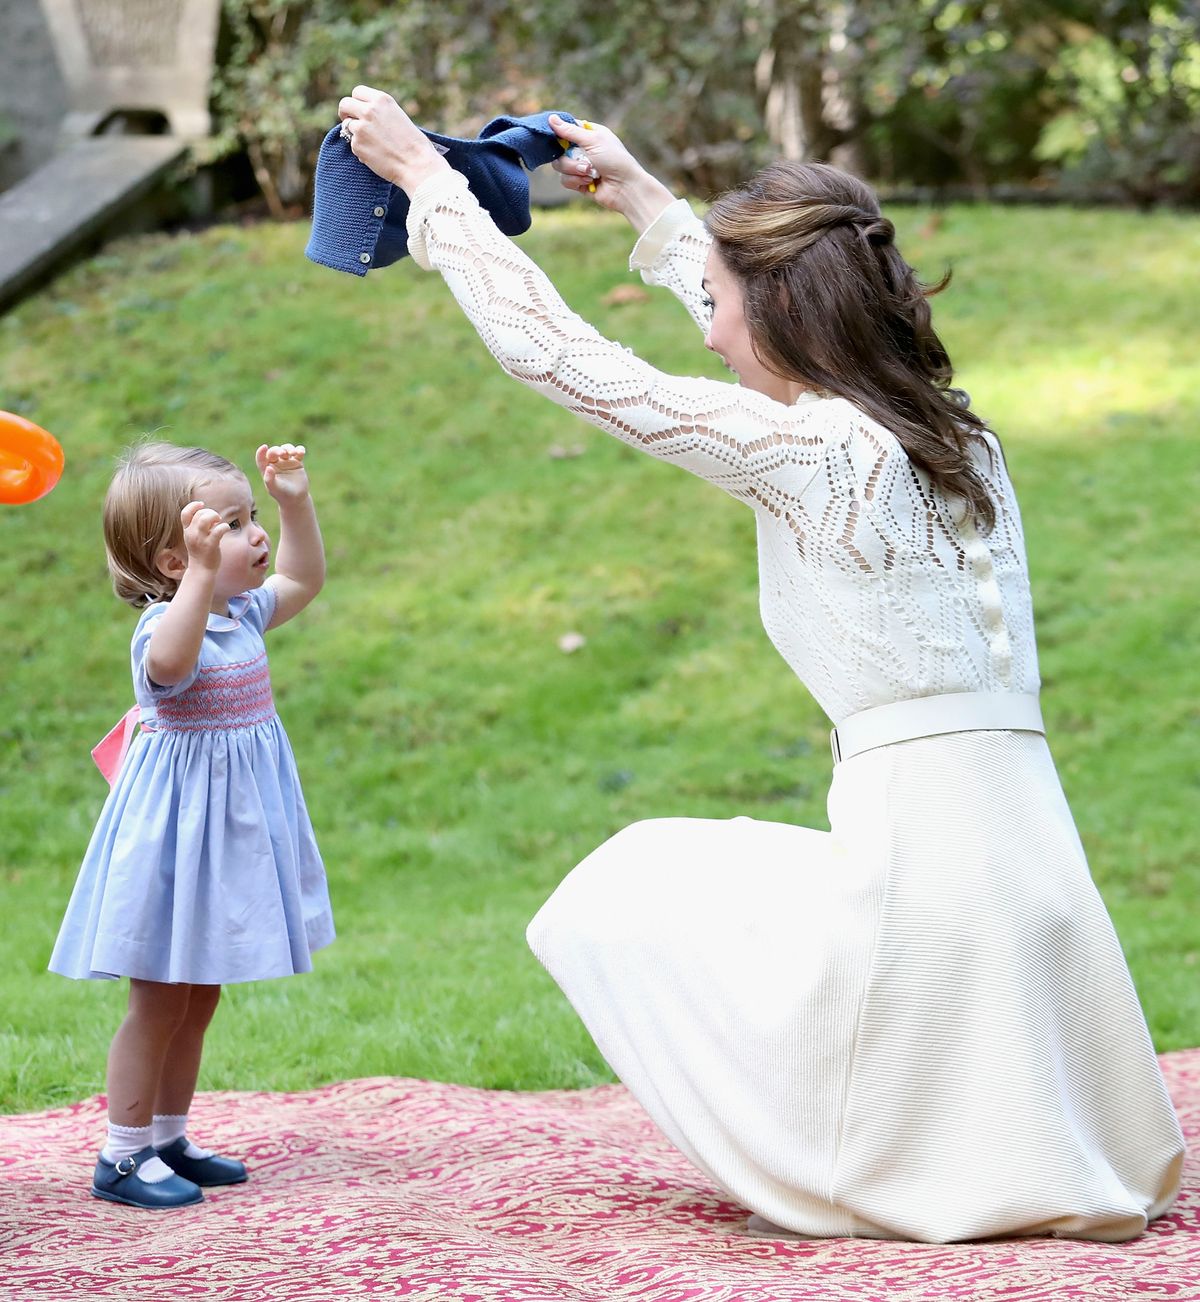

206,0,506,215
204,0,1200,212
1035,5,1200,204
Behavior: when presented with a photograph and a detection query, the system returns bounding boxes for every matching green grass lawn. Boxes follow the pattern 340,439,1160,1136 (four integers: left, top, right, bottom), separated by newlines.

1,202,1198,1113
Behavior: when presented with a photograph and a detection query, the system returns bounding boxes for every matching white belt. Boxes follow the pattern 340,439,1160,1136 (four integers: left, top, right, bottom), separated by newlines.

830,691,1044,764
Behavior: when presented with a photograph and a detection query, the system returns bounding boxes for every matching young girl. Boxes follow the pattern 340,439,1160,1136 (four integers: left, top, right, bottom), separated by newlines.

50,440,334,1209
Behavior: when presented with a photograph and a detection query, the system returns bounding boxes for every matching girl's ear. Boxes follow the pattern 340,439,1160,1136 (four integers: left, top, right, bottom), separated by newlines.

155,547,188,582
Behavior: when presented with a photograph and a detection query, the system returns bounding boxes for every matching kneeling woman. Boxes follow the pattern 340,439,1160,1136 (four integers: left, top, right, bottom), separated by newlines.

337,87,1184,1242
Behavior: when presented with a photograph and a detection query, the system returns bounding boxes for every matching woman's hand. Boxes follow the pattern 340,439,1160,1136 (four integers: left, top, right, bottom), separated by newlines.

549,115,676,235
257,442,310,504
337,86,451,193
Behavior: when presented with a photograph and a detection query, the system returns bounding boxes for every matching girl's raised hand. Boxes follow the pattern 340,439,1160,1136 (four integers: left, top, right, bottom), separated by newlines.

180,500,228,571
257,443,310,503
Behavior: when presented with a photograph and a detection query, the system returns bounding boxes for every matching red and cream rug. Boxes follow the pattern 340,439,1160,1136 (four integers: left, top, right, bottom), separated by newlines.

2,1050,1196,1301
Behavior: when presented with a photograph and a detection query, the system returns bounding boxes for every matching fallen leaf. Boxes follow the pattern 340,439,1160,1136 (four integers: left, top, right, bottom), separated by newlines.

602,284,650,306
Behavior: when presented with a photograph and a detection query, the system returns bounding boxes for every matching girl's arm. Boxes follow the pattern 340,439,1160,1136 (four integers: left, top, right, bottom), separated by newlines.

145,502,226,686
259,443,325,631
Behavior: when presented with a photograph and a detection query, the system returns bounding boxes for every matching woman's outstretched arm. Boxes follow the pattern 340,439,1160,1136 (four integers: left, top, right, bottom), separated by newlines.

338,88,835,511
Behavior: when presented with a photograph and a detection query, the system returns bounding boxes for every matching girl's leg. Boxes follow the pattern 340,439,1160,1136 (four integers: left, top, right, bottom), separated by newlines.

94,979,204,1206
150,984,247,1185
105,979,193,1128
154,984,222,1118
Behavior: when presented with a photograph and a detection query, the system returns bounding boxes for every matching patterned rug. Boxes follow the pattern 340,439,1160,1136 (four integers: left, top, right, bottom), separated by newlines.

1,1051,1196,1302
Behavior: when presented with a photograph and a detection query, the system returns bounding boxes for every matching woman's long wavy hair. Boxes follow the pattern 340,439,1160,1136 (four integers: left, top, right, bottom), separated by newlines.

705,161,997,531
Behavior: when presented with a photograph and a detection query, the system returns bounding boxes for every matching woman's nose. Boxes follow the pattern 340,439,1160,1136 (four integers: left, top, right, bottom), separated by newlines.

703,331,715,352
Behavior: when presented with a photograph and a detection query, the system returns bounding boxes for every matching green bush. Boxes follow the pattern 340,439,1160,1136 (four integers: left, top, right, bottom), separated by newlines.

1035,6,1200,205
207,0,498,215
204,0,1200,210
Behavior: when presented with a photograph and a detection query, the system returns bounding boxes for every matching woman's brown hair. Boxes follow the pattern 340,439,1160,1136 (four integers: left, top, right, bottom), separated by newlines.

103,441,242,608
705,161,997,531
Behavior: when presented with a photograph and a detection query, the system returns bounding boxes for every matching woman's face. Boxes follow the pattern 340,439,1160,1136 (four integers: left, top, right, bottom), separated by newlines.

702,247,796,403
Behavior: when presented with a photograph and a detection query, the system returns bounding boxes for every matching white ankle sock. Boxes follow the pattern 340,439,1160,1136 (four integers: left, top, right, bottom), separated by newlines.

153,1113,212,1160
102,1122,174,1183
152,1113,187,1147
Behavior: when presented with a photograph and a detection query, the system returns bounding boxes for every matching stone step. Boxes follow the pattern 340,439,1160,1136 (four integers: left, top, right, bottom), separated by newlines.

0,136,187,311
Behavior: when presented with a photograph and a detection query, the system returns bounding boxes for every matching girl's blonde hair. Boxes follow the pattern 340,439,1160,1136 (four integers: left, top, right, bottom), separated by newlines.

103,441,243,607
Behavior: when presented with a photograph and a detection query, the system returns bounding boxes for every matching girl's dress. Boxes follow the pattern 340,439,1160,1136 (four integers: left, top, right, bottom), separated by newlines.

51,583,334,985
403,173,1185,1242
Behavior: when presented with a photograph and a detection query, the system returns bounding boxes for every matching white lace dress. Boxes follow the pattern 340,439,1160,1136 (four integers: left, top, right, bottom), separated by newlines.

405,173,1185,1242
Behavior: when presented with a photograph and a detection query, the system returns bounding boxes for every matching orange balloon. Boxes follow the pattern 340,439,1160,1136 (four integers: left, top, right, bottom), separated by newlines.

0,410,65,505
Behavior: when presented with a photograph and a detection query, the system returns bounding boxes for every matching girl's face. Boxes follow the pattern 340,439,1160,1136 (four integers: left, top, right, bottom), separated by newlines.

702,246,799,405
194,473,271,610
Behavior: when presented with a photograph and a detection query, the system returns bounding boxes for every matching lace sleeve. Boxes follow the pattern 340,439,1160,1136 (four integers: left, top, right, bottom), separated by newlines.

406,170,834,508
628,197,714,336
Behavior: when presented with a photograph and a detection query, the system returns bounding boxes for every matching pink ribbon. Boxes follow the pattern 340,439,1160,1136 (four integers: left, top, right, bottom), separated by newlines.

91,706,141,786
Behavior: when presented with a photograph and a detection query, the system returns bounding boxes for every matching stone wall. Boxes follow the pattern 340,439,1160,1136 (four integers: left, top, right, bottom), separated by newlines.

0,0,68,192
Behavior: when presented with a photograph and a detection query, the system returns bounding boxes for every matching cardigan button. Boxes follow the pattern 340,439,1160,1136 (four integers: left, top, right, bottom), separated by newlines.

373,206,386,217
358,252,371,264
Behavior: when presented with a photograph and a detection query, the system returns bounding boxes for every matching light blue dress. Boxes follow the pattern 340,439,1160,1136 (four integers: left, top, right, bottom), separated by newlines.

50,585,335,984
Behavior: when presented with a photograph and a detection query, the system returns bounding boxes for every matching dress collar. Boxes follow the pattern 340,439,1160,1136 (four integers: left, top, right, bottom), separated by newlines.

206,592,251,632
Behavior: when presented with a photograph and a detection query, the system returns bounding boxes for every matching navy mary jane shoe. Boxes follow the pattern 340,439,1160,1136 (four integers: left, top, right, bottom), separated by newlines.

156,1136,248,1186
92,1146,203,1209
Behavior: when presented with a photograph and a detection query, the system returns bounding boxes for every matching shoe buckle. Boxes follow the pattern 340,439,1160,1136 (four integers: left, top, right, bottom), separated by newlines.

115,1156,137,1176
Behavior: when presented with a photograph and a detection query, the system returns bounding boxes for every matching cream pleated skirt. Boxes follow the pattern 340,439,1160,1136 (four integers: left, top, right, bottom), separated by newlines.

528,730,1184,1242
